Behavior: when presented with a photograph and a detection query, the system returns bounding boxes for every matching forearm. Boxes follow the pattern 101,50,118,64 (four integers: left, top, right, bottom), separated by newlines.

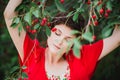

4,0,22,19
99,25,120,60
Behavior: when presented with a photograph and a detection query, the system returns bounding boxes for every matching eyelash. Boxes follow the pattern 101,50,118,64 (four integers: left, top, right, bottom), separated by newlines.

54,31,72,42
55,31,61,36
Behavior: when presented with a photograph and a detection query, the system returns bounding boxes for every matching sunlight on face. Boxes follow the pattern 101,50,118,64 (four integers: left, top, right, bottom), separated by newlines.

47,24,76,55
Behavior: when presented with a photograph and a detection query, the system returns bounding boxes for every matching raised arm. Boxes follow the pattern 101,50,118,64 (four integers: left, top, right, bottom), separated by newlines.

99,25,120,60
4,0,26,61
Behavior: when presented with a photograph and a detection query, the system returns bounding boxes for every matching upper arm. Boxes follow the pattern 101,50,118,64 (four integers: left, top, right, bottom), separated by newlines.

4,0,26,61
4,17,26,61
99,25,120,60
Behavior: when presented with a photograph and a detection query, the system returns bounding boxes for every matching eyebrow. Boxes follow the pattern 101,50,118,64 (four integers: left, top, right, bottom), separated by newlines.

57,28,74,38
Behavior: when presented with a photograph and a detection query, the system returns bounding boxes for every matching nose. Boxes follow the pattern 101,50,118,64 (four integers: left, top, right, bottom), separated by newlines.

55,37,64,46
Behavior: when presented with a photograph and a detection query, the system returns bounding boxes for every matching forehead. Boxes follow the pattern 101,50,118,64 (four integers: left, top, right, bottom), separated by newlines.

54,24,75,37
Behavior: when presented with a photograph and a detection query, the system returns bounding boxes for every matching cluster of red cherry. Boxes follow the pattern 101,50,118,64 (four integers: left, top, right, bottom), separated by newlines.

25,17,51,34
86,0,112,40
87,0,112,26
25,0,66,34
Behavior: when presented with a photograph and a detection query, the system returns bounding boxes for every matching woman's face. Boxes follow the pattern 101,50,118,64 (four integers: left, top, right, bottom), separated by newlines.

47,24,76,55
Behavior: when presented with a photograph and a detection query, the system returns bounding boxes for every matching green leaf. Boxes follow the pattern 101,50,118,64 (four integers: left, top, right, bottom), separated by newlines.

73,38,81,58
16,4,30,12
71,30,80,35
73,12,79,22
102,27,114,38
67,11,74,17
96,4,102,13
18,21,23,36
106,1,112,10
24,12,32,25
32,8,40,18
22,72,28,78
55,0,66,12
30,7,35,13
34,23,40,29
12,17,20,24
11,23,19,28
107,20,120,27
93,1,99,6
82,31,93,42
66,40,73,54
77,8,85,13
11,17,20,28
30,2,38,7
10,66,20,74
45,26,51,36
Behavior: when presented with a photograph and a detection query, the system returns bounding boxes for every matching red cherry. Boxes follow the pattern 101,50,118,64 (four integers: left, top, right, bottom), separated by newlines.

32,19,39,24
40,18,47,26
32,19,39,26
99,8,104,14
43,17,47,22
87,0,91,5
26,26,30,30
40,20,45,26
51,28,57,32
31,30,37,34
106,9,112,14
104,13,109,18
37,2,41,5
34,19,39,23
60,0,64,4
92,35,96,41
18,78,22,80
94,20,98,26
92,15,96,19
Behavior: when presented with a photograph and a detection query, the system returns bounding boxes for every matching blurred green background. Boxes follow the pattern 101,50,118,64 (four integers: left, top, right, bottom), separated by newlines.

0,0,120,80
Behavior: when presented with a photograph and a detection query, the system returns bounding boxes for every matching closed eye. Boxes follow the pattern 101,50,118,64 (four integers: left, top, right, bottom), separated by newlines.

54,29,62,36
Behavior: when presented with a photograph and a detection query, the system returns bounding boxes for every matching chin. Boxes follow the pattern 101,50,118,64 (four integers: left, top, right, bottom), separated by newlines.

48,47,59,54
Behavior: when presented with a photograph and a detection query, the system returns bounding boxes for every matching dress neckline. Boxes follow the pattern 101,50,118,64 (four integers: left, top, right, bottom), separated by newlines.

42,48,72,80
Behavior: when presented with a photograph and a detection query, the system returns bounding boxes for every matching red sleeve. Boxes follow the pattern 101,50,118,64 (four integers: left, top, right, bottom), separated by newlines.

19,33,42,67
81,40,103,75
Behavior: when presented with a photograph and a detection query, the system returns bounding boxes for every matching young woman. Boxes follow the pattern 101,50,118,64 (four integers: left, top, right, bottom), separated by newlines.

4,0,120,80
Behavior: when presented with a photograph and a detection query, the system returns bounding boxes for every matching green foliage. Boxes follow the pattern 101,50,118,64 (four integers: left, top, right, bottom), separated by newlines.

0,27,19,80
73,12,79,22
55,0,66,12
92,47,120,80
45,26,51,36
82,31,93,42
24,12,32,25
32,8,41,18
73,38,81,58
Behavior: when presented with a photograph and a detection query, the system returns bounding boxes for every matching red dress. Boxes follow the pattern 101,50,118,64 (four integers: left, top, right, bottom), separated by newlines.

19,33,103,80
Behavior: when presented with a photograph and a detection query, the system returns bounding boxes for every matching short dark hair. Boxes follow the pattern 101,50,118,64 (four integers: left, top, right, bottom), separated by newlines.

51,12,86,36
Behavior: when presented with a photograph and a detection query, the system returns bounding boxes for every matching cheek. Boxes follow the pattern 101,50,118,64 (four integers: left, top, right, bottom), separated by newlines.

61,42,70,50
47,36,53,46
63,42,73,50
47,32,55,45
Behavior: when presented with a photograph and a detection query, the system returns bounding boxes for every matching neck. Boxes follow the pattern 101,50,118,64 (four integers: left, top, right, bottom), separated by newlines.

45,48,65,65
